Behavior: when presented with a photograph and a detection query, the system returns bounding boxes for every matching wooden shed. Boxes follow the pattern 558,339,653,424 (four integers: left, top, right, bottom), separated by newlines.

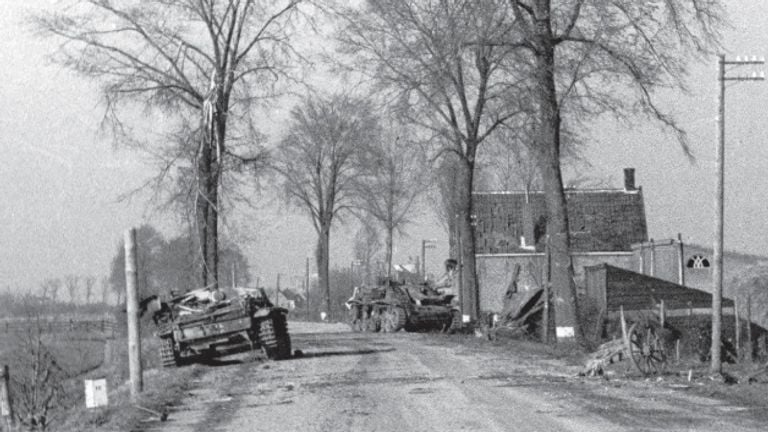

584,263,733,312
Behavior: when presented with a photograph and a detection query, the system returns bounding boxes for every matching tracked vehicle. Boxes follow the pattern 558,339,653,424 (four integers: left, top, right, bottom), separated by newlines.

152,288,291,367
346,279,459,333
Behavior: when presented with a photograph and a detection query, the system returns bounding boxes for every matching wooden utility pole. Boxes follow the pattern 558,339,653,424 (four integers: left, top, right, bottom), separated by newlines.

124,228,143,399
711,54,764,374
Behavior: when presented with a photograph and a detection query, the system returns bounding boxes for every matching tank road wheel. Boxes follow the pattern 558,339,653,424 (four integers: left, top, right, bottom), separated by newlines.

259,314,292,360
380,308,394,333
379,309,392,333
159,337,180,368
382,306,406,333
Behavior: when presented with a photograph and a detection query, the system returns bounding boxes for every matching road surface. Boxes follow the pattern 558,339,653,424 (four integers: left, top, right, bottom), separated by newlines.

140,321,767,432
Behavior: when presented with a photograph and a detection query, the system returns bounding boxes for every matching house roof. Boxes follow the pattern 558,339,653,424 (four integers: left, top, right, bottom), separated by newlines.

473,188,648,254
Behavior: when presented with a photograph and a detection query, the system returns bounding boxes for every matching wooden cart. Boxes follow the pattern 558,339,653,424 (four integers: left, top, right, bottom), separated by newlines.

583,309,668,376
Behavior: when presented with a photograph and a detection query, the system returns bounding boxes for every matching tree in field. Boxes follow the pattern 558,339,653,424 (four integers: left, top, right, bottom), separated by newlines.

64,275,79,304
336,0,529,319
8,299,67,431
275,93,379,320
100,276,111,305
83,276,96,304
40,279,61,304
36,0,306,290
108,224,252,301
498,0,723,346
352,126,427,279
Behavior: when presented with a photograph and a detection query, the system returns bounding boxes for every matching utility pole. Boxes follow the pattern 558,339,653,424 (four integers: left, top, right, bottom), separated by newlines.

124,228,142,400
711,54,764,375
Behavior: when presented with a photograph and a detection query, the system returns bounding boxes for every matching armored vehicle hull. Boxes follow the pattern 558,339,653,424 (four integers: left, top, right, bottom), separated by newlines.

153,289,291,367
347,281,459,333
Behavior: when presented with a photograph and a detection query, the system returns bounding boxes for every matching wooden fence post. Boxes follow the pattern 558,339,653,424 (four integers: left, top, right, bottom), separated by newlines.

125,228,143,400
1,365,14,431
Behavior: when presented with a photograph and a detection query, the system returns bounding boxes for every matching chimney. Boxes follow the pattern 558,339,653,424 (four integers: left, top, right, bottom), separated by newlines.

623,168,636,191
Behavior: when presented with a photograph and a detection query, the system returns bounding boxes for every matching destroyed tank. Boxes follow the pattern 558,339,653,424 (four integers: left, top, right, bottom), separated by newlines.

152,287,291,367
346,279,460,333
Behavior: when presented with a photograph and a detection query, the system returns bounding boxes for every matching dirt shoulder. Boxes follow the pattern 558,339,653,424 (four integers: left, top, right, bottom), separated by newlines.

70,321,768,432
135,323,768,432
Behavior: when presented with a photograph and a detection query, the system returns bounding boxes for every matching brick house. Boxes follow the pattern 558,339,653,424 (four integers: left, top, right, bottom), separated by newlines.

474,168,648,312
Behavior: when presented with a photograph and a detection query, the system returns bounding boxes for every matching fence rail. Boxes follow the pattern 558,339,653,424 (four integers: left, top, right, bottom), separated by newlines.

0,319,117,336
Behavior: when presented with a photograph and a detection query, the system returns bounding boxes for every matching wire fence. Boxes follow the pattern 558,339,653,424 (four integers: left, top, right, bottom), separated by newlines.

0,319,117,337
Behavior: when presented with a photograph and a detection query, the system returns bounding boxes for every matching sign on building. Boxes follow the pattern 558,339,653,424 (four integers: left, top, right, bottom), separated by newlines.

85,378,108,408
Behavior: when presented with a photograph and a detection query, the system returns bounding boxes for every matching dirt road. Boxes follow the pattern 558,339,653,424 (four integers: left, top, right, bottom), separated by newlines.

140,322,767,432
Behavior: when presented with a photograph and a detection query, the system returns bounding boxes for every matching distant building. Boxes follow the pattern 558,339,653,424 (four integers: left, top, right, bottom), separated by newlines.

631,238,768,303
474,168,648,313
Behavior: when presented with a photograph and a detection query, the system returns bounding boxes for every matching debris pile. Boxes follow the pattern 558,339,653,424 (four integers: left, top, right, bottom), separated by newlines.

484,288,544,340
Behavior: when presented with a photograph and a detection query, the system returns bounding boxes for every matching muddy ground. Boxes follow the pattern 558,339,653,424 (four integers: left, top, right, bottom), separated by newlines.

134,321,768,432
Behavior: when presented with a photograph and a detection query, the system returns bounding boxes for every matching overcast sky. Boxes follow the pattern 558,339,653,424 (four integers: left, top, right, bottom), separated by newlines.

1,1,768,297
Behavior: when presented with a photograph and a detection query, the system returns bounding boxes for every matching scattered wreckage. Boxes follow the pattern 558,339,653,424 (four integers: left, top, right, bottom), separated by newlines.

346,279,460,333
152,287,291,367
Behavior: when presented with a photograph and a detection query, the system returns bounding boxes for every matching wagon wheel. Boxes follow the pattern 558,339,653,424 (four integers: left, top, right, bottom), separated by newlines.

627,321,667,376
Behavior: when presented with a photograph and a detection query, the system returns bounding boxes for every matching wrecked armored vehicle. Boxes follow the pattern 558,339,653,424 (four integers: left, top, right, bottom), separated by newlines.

346,279,460,333
152,287,291,367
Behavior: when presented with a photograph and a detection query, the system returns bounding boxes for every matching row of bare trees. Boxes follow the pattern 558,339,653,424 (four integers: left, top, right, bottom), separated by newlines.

36,276,106,305
37,1,725,348
274,95,427,319
332,0,724,341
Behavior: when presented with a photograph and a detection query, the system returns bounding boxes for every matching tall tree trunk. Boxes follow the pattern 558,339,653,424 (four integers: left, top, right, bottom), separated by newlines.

385,225,394,280
316,225,331,320
206,166,219,291
532,0,582,344
456,154,480,320
196,143,212,288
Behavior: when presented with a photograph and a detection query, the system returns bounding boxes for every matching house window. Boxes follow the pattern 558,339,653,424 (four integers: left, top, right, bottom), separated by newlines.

687,255,710,269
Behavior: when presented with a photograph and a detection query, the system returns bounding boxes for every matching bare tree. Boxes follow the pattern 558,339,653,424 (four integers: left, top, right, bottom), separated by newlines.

83,276,96,304
36,0,306,290
40,279,61,304
497,0,723,346
336,0,528,319
9,301,67,430
100,276,110,305
64,275,79,305
274,93,378,320
352,218,382,286
352,125,426,279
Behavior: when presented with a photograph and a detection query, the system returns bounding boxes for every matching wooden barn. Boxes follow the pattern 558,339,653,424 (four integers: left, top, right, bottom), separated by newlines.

583,263,733,313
